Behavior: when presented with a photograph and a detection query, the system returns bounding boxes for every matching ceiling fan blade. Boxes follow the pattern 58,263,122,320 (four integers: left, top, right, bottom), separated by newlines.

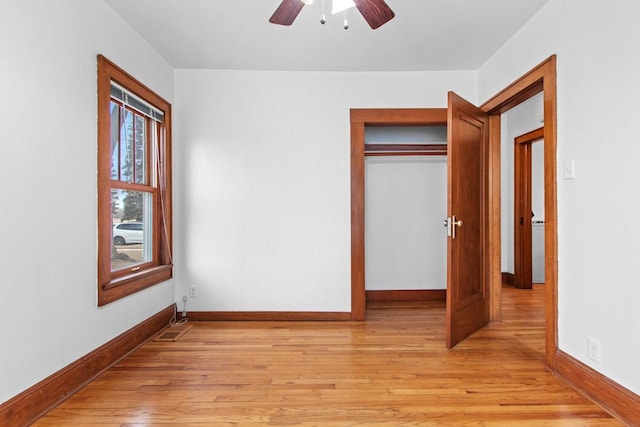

353,0,395,29
269,0,305,26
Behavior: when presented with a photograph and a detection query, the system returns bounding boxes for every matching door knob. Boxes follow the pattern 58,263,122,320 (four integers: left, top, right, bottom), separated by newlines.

451,215,463,239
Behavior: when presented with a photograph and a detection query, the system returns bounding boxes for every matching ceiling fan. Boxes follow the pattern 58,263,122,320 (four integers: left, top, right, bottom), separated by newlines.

269,0,395,30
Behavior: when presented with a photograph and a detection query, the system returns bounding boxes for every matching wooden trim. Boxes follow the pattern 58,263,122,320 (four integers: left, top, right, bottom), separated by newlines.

100,265,173,306
350,108,448,321
364,144,447,156
480,55,558,368
543,57,558,369
365,144,447,152
97,54,173,306
109,180,156,193
555,350,640,426
485,81,543,116
187,312,351,321
366,289,446,302
351,118,366,321
480,57,550,114
501,272,515,286
365,151,447,157
488,114,502,324
97,56,113,301
350,108,447,126
0,304,175,426
515,127,544,145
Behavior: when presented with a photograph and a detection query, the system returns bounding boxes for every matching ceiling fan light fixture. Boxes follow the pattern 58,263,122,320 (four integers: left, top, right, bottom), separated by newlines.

270,0,394,29
332,0,356,15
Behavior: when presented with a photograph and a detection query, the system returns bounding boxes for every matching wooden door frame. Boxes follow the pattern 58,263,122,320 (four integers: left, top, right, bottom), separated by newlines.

480,55,557,367
514,128,544,289
350,56,557,367
350,108,447,320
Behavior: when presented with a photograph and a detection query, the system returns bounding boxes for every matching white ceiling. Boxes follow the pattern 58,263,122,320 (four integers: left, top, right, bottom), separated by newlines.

104,0,549,72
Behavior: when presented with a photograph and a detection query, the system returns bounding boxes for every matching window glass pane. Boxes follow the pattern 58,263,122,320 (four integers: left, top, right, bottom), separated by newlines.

111,189,153,271
110,101,120,180
134,114,146,184
120,109,134,182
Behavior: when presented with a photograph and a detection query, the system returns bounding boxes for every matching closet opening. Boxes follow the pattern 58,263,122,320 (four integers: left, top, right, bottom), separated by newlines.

350,108,447,320
364,126,448,305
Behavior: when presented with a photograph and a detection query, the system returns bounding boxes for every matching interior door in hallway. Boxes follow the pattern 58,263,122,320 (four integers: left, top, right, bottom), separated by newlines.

446,92,490,348
514,127,544,289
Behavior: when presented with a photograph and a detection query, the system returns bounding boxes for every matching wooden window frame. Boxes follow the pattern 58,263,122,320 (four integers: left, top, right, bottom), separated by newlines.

97,55,173,306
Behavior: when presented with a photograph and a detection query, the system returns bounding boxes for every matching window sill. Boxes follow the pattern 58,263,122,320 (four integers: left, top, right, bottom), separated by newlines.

99,264,173,306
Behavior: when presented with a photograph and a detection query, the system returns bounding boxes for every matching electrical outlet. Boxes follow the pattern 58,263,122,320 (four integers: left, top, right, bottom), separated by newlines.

588,337,601,363
189,285,197,298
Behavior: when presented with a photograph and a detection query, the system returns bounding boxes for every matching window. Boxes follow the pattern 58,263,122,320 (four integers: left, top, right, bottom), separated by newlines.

97,55,172,306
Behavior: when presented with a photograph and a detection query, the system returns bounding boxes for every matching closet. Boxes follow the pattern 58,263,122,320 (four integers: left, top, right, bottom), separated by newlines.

364,124,447,300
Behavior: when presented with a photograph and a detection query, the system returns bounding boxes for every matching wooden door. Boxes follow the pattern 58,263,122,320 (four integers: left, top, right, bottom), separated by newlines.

514,138,533,289
446,92,490,348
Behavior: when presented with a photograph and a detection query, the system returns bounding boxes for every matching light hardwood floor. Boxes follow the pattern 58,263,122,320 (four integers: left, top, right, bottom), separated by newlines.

35,285,621,426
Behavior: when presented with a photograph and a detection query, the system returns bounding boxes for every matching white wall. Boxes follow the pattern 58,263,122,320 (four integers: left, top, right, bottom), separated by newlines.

365,127,447,291
173,70,475,312
479,0,640,394
531,141,545,283
0,1,175,404
531,141,545,224
365,157,447,290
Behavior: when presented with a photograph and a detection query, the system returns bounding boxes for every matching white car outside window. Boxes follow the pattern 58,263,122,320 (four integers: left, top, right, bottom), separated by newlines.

113,222,143,245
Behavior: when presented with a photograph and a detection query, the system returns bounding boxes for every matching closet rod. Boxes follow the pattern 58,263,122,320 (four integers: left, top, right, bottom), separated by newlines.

364,143,447,156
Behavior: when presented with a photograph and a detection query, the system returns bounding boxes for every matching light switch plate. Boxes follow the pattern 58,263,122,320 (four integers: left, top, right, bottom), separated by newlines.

563,159,575,180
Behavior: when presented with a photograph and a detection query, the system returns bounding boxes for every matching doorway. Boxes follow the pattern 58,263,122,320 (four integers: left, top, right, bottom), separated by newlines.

514,126,544,289
479,55,557,367
364,126,447,303
350,108,447,320
350,55,557,367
